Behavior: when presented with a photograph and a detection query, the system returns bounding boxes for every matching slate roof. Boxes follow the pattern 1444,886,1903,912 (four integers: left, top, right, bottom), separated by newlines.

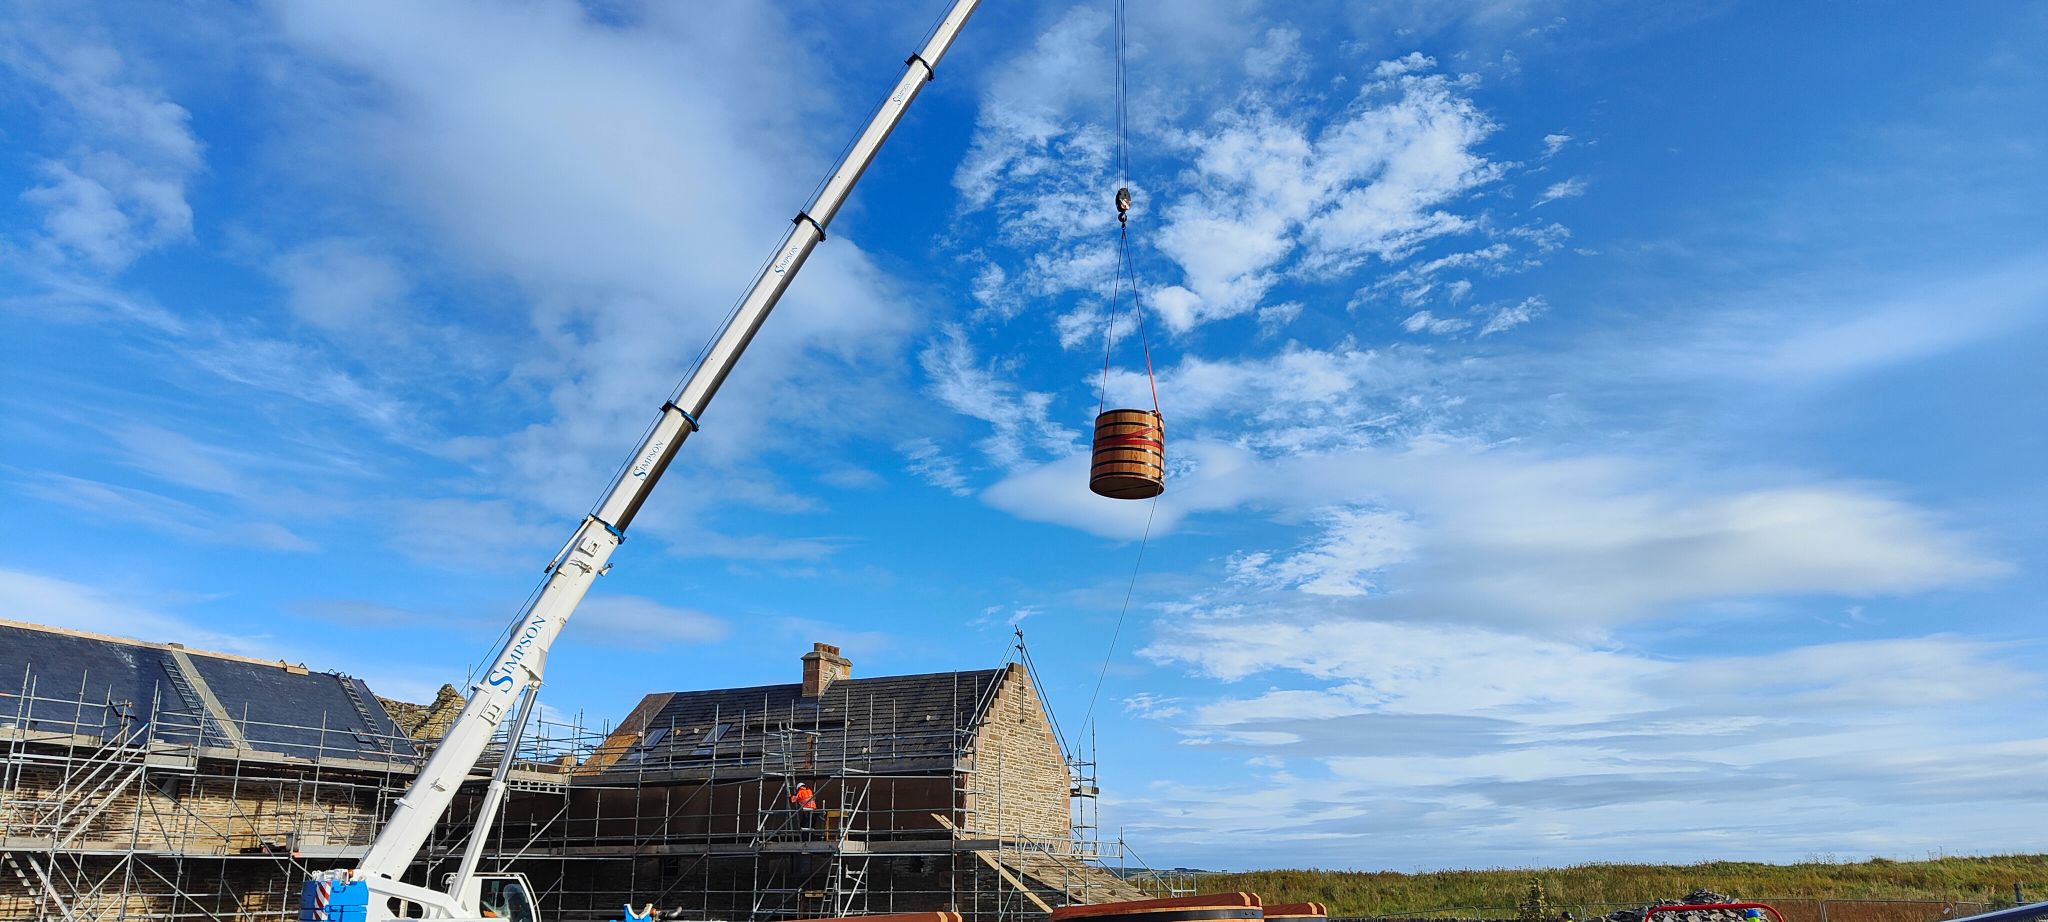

593,668,1008,779
0,619,415,763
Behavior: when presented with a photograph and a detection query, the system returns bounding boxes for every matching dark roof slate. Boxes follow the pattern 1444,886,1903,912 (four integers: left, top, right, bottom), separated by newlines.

0,620,415,763
600,668,1007,779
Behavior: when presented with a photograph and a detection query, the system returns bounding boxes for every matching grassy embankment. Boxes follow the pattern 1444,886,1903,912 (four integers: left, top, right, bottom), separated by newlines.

1202,855,2048,918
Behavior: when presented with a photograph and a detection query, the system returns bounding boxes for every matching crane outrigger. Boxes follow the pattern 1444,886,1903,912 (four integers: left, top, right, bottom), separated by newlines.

304,2,982,918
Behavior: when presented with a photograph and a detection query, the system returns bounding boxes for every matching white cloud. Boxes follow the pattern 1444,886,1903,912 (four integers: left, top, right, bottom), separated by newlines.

1101,343,1452,454
108,423,247,495
957,17,1512,336
1744,257,2048,383
1123,692,1185,720
1403,309,1470,334
2,30,203,270
389,498,556,571
1373,52,1436,78
0,571,452,702
1055,301,1136,351
918,325,1080,471
1541,132,1572,159
290,599,427,627
22,472,316,552
658,523,840,563
1128,608,2047,865
1479,294,1545,335
1535,176,1587,205
969,262,1020,318
0,569,258,655
573,595,730,647
272,0,921,522
24,148,193,271
1256,300,1303,334
953,6,1115,215
1148,61,1505,330
989,438,2006,627
271,238,409,335
1228,507,1418,597
983,441,1260,541
899,437,972,497
949,6,1135,318
1243,28,1308,84
182,330,414,440
817,467,884,491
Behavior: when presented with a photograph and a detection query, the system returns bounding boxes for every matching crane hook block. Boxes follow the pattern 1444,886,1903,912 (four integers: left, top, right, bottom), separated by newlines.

1115,187,1132,226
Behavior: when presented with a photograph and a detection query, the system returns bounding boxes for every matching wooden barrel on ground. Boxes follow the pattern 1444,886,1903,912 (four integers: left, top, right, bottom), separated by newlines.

1052,893,1263,922
1264,903,1327,922
1090,409,1165,500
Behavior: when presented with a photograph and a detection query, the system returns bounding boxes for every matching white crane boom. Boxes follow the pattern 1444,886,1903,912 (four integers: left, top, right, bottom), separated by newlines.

309,3,982,918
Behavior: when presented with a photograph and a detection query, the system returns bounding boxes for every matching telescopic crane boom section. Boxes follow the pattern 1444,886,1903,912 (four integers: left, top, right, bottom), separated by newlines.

309,3,983,919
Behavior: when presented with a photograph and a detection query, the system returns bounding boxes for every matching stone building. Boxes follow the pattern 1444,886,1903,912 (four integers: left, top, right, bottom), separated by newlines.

487,643,1143,919
0,618,416,920
1,619,1144,921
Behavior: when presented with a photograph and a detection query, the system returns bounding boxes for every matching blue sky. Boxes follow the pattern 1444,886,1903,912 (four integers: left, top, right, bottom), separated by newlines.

3,0,2045,873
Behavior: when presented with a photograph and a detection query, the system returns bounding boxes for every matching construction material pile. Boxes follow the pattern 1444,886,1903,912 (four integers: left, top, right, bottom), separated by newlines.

1596,890,1742,922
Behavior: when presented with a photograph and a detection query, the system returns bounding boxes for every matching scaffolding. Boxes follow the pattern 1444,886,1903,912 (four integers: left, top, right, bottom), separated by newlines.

0,663,416,920
0,649,1163,922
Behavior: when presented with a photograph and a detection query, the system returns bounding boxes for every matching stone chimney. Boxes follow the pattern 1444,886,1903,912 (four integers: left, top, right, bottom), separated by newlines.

801,643,851,698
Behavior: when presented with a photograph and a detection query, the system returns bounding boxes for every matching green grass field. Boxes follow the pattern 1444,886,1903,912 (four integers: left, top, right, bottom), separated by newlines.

1199,855,2048,919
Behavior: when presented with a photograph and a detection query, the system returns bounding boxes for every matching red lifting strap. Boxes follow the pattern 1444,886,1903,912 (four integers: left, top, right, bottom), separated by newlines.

1095,430,1161,451
1097,223,1161,420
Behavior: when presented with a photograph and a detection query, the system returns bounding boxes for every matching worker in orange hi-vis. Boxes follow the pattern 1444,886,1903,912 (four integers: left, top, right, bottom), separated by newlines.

789,781,819,838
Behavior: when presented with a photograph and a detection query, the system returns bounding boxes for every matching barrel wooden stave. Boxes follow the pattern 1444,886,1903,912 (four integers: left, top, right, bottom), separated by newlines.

1090,409,1165,500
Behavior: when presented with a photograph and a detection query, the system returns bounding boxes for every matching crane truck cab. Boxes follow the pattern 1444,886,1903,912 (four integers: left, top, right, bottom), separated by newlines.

460,872,540,922
302,871,540,922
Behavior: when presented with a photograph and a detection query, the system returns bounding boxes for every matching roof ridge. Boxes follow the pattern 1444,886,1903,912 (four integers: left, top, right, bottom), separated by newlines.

648,666,1007,699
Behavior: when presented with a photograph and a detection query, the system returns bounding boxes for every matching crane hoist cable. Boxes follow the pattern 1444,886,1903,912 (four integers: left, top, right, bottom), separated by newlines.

1082,0,1161,736
1092,0,1157,423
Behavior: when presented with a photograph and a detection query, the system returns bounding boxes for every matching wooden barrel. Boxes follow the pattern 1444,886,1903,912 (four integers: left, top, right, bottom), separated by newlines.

1264,903,1327,922
1052,893,1262,922
1090,409,1165,500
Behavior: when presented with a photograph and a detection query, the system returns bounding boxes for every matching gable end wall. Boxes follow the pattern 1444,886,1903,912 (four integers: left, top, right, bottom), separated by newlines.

961,663,1071,844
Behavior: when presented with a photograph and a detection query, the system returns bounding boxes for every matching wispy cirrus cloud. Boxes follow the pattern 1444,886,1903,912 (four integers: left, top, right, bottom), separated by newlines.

1535,176,1587,205
919,324,1081,471
21,472,317,552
